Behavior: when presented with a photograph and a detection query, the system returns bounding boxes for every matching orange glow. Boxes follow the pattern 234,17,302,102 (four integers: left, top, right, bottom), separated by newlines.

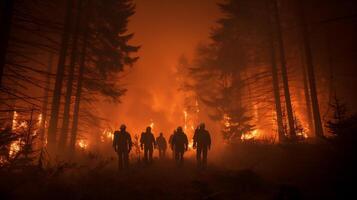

9,140,21,158
77,139,88,150
183,110,188,131
149,120,155,130
0,157,6,166
241,130,260,141
223,114,231,128
38,114,42,124
188,139,194,150
12,111,18,130
101,128,114,142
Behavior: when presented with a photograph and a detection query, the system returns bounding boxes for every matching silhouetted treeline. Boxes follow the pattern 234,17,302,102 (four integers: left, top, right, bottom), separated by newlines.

0,0,139,157
180,0,357,143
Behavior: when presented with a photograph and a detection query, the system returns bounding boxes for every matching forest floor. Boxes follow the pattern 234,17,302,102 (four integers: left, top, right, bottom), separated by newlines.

0,142,355,200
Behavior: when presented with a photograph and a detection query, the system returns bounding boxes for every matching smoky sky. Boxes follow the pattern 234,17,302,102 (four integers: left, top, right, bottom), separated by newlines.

99,0,223,136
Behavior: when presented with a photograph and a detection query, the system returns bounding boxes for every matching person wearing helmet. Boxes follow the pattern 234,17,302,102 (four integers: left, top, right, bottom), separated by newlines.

156,132,167,159
113,124,132,170
193,123,211,169
140,126,156,164
171,126,188,167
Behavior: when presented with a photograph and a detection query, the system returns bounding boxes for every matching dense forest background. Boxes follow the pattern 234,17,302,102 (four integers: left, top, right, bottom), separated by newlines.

178,0,357,144
0,0,356,199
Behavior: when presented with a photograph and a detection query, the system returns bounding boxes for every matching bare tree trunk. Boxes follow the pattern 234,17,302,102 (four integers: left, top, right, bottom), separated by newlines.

47,0,73,150
0,0,14,87
301,52,314,135
269,33,285,142
273,0,296,139
59,0,83,149
297,0,324,137
40,53,53,146
266,0,285,142
70,24,88,153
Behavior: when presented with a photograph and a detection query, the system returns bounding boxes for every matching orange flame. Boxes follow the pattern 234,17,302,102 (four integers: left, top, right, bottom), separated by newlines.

241,130,260,141
77,139,88,150
9,140,21,158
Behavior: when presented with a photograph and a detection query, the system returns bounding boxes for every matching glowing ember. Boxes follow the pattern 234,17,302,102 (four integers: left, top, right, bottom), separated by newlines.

297,132,309,139
195,100,200,113
223,114,231,128
77,139,88,150
12,111,18,130
12,112,27,131
9,140,21,158
38,114,42,124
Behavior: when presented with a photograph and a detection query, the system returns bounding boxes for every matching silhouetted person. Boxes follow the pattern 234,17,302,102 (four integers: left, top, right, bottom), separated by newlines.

140,127,156,164
193,123,211,169
172,127,188,166
113,124,132,170
169,131,175,159
156,132,167,159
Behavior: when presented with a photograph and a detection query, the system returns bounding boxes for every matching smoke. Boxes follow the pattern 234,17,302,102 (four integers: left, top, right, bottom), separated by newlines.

98,0,222,137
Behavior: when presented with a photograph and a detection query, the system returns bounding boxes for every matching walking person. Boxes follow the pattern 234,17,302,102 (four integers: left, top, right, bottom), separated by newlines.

171,127,188,167
156,132,167,159
193,123,211,169
140,127,156,165
113,124,132,170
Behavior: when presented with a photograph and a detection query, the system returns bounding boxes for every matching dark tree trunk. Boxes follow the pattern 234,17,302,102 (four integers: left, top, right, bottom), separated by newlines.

273,0,296,139
47,0,73,150
297,0,324,137
301,52,314,135
70,24,88,153
266,0,285,142
269,32,285,142
0,0,15,87
40,53,53,146
59,0,83,149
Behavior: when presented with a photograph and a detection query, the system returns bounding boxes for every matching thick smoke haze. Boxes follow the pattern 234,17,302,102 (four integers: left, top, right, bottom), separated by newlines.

100,0,222,137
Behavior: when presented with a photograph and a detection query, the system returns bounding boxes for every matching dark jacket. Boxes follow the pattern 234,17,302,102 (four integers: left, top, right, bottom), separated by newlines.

193,128,211,149
140,131,156,149
172,131,188,151
113,130,132,152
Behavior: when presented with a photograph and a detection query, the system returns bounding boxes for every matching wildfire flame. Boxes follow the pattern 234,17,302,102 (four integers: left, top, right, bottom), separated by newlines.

297,132,309,139
223,114,231,128
188,139,194,150
38,113,42,124
9,140,21,158
12,111,18,130
183,110,188,131
149,120,154,129
101,129,114,142
77,139,88,150
241,130,260,141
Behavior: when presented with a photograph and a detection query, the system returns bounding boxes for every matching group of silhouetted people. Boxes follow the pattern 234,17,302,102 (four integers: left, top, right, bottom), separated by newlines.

112,123,211,170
